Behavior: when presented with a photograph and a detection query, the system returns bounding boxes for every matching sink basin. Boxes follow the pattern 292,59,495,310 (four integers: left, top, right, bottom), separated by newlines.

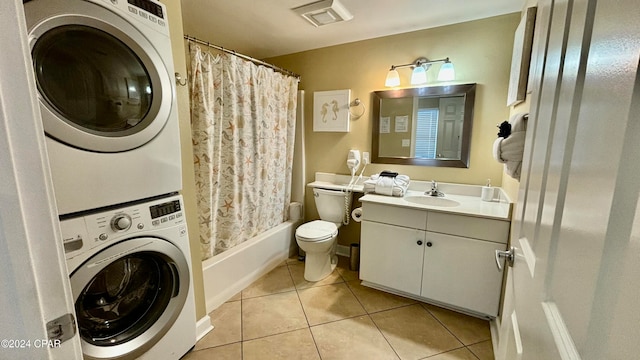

404,196,460,207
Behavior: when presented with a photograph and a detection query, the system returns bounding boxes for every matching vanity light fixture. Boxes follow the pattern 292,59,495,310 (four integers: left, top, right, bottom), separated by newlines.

293,0,354,27
437,60,456,81
384,57,455,87
384,68,401,87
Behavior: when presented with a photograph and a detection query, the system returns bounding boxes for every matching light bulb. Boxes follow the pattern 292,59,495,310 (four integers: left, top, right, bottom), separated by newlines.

437,62,455,81
410,66,427,85
385,69,400,87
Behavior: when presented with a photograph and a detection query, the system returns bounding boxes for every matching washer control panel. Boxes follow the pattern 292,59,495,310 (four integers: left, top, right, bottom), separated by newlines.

59,195,185,259
149,198,182,226
111,214,133,231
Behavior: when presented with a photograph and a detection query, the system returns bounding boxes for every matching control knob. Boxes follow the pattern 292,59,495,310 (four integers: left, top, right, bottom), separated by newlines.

111,214,132,231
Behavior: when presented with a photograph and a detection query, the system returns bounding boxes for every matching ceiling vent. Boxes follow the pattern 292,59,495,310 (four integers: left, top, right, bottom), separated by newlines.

293,0,354,27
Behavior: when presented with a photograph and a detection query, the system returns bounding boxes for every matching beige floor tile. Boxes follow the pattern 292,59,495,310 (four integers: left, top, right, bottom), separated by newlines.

371,304,463,359
468,340,495,360
287,255,303,265
311,315,399,360
182,342,242,360
242,291,308,340
427,347,480,360
226,291,242,302
336,266,359,282
242,265,296,299
423,304,492,345
243,328,320,360
194,301,241,350
298,283,366,326
346,280,416,313
289,263,343,289
336,255,360,281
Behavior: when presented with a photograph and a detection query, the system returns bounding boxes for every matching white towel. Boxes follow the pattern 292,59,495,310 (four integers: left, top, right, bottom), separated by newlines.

493,113,528,180
493,138,505,164
501,131,526,162
394,175,410,187
364,174,411,196
375,177,394,196
511,113,527,132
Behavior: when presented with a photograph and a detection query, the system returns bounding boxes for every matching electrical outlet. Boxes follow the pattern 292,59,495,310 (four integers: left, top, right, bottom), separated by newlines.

362,152,370,165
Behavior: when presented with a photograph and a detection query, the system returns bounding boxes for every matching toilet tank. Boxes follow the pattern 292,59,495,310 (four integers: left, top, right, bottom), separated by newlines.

313,188,345,224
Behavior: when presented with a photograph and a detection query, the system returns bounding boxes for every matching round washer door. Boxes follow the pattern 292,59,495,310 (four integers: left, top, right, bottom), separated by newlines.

70,237,189,360
25,0,172,152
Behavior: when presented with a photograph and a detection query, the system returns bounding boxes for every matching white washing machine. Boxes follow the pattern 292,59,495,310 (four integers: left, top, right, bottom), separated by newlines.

24,0,182,215
60,193,196,360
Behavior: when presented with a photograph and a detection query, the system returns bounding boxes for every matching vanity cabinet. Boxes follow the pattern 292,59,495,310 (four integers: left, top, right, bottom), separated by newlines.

360,221,425,295
359,202,510,317
421,232,506,316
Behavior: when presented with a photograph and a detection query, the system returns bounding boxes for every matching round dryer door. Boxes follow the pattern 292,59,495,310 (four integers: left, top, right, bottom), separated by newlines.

26,0,173,152
70,237,190,360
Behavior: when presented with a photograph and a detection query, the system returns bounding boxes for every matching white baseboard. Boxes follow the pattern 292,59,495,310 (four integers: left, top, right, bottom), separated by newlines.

196,315,214,342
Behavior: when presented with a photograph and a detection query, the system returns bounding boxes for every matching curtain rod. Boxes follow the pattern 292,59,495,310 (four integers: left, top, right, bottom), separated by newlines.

184,35,300,79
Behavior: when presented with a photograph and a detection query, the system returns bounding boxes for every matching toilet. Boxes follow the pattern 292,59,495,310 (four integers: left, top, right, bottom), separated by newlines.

295,188,345,281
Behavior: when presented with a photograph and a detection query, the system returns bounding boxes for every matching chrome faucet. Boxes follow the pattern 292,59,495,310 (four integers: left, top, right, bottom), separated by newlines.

425,180,445,197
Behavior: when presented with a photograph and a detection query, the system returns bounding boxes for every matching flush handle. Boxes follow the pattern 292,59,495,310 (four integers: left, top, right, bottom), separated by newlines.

495,247,515,271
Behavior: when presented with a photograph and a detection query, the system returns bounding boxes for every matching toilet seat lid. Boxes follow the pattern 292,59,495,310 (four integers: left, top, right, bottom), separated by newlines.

296,220,338,241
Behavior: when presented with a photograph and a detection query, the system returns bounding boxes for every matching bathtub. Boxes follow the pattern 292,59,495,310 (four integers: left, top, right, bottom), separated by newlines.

202,220,301,313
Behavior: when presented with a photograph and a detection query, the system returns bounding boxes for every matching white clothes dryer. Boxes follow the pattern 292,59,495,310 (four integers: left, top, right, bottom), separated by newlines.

24,0,182,215
60,193,196,360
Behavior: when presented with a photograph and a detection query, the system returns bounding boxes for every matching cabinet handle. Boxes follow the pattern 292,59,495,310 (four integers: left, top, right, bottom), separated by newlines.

417,240,423,245
426,242,432,247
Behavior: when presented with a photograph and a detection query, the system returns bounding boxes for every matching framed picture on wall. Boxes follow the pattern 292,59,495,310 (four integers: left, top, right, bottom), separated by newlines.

313,89,351,132
380,117,390,133
507,6,537,106
395,115,409,132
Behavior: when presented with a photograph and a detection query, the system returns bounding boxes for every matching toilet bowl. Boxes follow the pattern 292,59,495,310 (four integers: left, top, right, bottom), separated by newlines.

295,187,346,281
296,220,339,281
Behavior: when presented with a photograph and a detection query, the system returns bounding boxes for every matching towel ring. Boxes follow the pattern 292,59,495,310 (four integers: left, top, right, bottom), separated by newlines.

349,98,365,119
175,72,187,86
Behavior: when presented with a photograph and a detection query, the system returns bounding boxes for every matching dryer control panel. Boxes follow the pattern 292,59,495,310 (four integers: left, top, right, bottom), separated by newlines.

98,0,169,34
60,195,186,261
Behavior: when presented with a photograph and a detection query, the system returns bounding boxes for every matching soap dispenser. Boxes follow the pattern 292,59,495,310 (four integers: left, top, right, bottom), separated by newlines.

481,179,494,202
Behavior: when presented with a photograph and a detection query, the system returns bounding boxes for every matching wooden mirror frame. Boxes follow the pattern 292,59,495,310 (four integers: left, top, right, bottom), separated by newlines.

372,83,476,168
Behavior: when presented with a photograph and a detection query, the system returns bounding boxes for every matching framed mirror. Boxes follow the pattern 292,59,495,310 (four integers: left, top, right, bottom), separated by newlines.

372,83,476,168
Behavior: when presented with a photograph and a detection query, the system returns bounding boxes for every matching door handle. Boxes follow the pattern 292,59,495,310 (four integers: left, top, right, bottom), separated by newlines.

495,247,515,271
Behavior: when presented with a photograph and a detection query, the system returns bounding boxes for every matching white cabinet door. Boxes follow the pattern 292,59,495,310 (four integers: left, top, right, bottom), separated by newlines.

422,232,505,317
360,221,426,295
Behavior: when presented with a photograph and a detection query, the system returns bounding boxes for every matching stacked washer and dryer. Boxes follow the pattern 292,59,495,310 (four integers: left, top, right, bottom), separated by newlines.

24,0,196,359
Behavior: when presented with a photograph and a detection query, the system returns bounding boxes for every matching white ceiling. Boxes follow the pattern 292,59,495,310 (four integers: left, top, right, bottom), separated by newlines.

181,0,523,59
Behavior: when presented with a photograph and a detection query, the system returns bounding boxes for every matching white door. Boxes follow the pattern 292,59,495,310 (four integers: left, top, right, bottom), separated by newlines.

436,96,464,159
0,1,81,359
497,0,640,358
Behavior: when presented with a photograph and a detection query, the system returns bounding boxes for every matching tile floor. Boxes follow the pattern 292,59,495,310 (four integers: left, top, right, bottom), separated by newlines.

182,257,495,360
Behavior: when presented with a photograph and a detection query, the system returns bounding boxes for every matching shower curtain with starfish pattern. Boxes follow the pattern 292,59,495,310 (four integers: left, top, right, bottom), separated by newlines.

189,45,298,259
